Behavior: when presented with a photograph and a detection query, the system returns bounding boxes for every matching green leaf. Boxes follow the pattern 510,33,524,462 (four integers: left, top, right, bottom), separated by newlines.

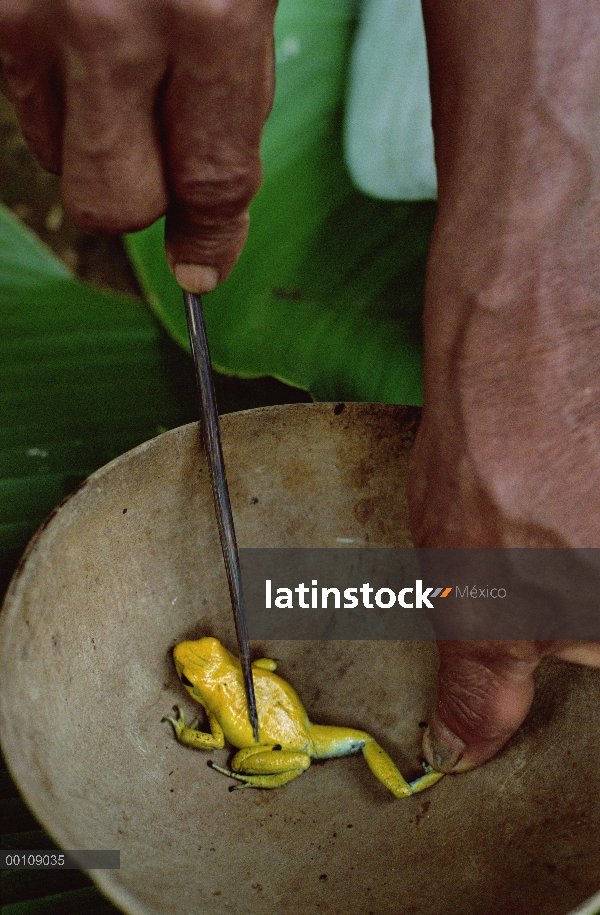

0,204,197,573
344,0,437,200
126,0,435,406
0,205,70,282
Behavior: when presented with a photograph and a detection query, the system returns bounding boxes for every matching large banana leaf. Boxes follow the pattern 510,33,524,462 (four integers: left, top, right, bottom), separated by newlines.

126,0,435,406
0,204,200,596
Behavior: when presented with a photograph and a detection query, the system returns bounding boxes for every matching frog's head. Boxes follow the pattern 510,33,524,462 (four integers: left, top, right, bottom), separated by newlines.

173,637,233,700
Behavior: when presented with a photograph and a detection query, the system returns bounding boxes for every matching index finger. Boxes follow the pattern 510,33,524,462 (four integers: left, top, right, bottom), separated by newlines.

161,1,277,292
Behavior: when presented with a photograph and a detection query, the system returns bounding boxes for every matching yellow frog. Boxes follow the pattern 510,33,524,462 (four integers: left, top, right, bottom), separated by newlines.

164,637,443,797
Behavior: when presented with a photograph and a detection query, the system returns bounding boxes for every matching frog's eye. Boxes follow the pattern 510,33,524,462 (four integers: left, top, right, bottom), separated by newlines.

180,673,194,688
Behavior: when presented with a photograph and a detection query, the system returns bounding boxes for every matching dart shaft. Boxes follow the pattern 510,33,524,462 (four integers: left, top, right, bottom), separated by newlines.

183,290,259,742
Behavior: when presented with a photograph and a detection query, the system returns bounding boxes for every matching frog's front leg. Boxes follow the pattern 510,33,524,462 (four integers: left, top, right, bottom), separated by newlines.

209,744,311,790
163,706,225,750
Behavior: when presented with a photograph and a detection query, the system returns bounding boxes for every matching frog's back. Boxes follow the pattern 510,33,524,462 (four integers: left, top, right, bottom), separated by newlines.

196,648,311,750
253,668,311,750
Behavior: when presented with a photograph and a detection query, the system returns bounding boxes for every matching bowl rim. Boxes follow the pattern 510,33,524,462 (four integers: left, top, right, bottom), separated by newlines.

1,405,599,915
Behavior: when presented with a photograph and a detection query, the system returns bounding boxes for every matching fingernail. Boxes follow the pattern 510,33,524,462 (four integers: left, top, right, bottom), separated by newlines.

174,264,219,294
422,722,466,772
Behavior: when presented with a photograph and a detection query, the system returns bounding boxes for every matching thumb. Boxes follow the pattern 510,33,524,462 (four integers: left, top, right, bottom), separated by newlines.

422,641,542,772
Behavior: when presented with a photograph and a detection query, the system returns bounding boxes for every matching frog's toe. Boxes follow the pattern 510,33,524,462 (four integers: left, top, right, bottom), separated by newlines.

408,763,444,794
207,760,239,779
162,705,185,737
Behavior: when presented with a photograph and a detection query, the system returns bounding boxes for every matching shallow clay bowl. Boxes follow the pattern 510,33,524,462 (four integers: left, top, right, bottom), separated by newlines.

1,403,600,915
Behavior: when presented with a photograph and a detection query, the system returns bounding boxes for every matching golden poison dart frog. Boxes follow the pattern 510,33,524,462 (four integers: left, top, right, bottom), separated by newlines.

164,637,443,796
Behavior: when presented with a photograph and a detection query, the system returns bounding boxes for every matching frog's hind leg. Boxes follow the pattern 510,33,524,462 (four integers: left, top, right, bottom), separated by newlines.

208,745,311,790
309,724,371,759
309,725,442,798
407,764,445,794
208,762,307,790
231,745,311,775
361,738,414,798
362,738,443,797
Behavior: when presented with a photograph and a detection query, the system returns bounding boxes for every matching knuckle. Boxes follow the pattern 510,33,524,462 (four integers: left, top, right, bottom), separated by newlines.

58,0,141,59
170,0,274,32
63,198,116,233
175,156,262,219
64,194,164,234
60,0,122,33
165,208,248,281
171,0,235,24
57,0,161,79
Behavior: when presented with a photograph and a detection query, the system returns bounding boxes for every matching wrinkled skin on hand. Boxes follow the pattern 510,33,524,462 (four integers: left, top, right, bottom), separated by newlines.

414,0,600,773
421,641,600,772
0,0,277,292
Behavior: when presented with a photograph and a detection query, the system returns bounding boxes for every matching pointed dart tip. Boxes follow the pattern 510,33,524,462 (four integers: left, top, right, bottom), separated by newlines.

250,706,260,744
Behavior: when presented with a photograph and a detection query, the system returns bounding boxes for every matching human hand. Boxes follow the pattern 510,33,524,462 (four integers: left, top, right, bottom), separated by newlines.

0,0,277,292
421,641,600,772
412,216,600,772
413,0,600,770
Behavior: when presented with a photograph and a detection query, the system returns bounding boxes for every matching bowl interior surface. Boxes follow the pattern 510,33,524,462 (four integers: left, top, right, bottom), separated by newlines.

1,403,599,915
